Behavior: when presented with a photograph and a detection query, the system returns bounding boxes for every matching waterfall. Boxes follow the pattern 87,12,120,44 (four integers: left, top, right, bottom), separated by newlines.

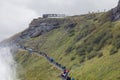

0,47,17,80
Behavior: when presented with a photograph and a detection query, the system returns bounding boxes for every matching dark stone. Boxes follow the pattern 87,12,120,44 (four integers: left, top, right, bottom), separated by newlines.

110,0,120,21
20,18,64,39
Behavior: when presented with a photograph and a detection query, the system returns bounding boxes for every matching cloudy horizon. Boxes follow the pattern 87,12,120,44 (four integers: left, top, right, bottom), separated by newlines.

0,0,119,41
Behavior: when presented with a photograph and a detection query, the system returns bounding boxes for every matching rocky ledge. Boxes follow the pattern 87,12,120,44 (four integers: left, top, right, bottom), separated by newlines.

20,18,67,38
111,0,120,21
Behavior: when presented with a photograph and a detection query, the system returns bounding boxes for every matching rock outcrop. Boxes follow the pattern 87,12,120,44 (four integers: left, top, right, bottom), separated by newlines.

111,0,120,21
20,18,66,38
1,17,76,46
0,18,67,46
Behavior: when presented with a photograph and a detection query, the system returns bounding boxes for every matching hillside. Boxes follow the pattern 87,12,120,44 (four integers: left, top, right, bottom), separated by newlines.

9,1,120,80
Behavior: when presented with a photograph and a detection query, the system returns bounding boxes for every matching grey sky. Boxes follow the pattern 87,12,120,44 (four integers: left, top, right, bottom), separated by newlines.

0,0,118,41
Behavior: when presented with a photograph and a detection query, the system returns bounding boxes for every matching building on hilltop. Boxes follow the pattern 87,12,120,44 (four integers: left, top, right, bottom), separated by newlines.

43,14,66,18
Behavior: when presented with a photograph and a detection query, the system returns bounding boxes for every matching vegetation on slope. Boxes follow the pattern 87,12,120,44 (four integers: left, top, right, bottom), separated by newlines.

14,50,61,80
16,12,120,80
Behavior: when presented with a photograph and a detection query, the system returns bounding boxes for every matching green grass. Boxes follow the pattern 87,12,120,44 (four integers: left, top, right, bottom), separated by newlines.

70,45,120,80
15,49,61,80
15,12,120,80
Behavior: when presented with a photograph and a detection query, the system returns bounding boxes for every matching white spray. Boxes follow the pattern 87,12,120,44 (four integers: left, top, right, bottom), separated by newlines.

0,47,17,80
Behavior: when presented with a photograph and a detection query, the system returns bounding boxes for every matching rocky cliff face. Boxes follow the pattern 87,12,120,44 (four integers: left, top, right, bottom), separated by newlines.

111,0,120,21
20,18,67,39
0,17,77,47
0,18,66,46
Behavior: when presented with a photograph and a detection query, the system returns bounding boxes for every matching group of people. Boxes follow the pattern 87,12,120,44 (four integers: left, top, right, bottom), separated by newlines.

41,52,75,80
61,70,75,80
18,45,75,80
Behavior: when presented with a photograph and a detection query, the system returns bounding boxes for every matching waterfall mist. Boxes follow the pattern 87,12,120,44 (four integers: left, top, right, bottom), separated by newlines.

0,47,18,80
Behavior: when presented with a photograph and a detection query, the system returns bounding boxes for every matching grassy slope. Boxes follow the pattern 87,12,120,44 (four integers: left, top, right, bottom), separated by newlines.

70,46,120,80
15,50,61,80
16,12,120,80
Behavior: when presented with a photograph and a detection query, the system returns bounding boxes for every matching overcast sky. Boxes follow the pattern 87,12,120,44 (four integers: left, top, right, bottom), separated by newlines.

0,0,119,41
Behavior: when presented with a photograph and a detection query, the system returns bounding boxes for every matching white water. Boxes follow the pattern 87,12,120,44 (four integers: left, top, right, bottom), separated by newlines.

0,47,17,80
